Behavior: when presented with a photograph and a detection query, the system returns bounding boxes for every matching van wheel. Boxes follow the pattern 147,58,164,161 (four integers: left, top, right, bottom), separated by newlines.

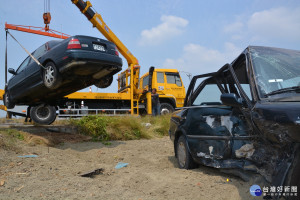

3,91,15,109
176,135,197,169
160,103,174,115
43,62,62,89
30,104,56,125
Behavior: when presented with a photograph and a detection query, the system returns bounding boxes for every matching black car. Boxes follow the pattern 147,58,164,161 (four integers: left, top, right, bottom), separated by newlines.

3,35,122,124
169,46,300,191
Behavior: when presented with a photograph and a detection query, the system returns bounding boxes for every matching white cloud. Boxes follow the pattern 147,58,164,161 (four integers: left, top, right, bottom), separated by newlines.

223,7,300,43
163,42,242,76
223,22,244,33
248,7,300,42
139,15,188,46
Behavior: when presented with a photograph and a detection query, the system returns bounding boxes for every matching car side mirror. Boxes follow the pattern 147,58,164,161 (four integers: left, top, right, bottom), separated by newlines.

220,93,242,107
8,68,16,75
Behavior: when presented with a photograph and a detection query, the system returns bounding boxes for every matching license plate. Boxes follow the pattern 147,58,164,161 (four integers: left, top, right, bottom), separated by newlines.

93,44,105,51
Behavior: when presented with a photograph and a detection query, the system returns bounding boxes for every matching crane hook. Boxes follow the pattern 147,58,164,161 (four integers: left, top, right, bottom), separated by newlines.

43,0,51,31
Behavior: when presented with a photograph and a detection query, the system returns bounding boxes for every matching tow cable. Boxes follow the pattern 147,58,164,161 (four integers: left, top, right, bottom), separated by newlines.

5,30,46,69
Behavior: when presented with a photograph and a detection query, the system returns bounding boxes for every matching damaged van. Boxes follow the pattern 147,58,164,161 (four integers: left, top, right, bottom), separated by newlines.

169,46,300,191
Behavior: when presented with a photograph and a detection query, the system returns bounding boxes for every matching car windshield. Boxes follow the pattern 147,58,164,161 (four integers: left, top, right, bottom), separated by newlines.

250,46,300,97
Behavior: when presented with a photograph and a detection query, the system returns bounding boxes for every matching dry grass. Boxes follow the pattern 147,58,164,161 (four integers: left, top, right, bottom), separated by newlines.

72,114,171,141
0,117,71,126
0,114,172,149
0,118,25,124
0,128,55,151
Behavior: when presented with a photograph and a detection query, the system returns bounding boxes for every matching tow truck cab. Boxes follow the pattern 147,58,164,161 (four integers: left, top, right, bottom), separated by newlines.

139,69,186,114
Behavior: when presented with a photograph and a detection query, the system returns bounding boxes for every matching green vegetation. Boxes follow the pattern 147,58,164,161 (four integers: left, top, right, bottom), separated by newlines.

6,129,25,140
71,114,171,141
0,129,24,151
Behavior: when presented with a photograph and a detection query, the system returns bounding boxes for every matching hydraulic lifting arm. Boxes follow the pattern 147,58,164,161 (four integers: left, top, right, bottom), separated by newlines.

71,0,138,66
71,0,152,115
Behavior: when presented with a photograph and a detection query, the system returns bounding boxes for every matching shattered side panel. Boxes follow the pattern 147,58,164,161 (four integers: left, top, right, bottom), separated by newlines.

248,102,300,184
252,102,300,144
184,107,255,167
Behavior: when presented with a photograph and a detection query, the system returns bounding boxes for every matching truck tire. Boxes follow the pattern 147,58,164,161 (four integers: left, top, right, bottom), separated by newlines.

160,103,174,115
43,62,62,89
94,76,113,88
3,91,15,109
30,104,56,125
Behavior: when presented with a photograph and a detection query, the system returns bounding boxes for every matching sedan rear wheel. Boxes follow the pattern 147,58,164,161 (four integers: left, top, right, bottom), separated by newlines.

94,76,113,88
176,135,197,169
43,62,61,89
3,91,15,109
30,104,56,125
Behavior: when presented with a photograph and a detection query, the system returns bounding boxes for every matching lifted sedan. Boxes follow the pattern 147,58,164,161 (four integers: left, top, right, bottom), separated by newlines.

4,35,122,124
169,46,300,191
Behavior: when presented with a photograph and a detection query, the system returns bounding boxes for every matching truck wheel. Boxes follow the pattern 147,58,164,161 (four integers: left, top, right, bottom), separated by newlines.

176,135,197,169
43,62,62,89
94,76,113,88
30,104,56,125
3,91,15,109
160,103,174,115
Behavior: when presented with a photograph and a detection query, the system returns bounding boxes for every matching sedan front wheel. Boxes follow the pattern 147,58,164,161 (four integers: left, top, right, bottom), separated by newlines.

176,135,197,169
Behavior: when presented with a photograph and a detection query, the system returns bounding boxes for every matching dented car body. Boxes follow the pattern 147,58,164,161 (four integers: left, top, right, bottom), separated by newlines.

169,46,300,188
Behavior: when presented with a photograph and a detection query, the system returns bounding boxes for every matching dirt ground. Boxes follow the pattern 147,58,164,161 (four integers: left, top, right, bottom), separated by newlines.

0,125,260,200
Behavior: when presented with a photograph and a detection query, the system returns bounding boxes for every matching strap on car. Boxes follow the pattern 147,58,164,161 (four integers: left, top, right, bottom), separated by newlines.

6,30,46,69
5,30,8,83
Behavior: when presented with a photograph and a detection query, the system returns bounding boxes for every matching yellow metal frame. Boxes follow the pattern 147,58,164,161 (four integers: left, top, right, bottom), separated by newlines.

71,0,147,115
0,89,7,111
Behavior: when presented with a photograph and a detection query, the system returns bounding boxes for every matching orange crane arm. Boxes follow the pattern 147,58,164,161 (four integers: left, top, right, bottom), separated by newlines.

71,0,139,67
5,23,70,39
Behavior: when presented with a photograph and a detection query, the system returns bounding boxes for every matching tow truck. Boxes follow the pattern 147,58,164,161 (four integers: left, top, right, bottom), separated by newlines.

1,0,186,123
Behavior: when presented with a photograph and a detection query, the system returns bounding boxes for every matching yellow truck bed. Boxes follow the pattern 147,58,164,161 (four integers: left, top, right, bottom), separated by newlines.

65,91,131,100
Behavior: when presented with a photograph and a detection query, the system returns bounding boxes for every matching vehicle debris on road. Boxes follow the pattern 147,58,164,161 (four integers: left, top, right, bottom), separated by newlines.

80,168,104,178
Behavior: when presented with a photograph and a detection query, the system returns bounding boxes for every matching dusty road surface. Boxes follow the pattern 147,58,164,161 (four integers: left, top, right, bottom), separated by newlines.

0,126,259,200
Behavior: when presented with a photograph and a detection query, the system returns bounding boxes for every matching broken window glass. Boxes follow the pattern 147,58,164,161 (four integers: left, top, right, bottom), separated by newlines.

250,47,300,97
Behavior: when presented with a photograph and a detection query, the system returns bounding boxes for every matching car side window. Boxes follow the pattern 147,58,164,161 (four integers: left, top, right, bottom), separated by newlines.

34,44,47,58
28,44,47,64
16,56,31,73
193,84,222,106
166,73,182,87
142,75,149,89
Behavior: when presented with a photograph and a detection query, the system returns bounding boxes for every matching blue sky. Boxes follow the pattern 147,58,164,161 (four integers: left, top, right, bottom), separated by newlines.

0,0,300,116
